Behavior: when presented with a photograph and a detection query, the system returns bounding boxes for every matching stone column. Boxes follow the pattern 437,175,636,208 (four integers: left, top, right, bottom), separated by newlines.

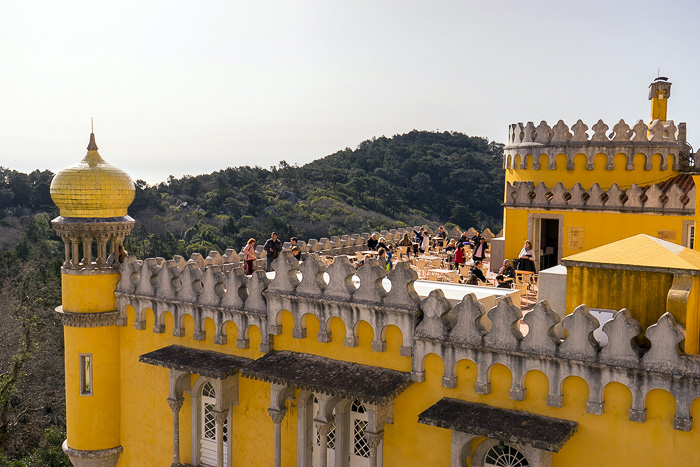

70,237,80,267
314,421,332,467
214,410,228,467
82,237,92,265
62,237,70,266
167,397,184,467
365,432,382,467
269,409,287,467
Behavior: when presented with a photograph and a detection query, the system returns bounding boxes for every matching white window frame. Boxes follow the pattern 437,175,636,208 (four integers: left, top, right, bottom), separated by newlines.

682,220,695,249
190,377,233,467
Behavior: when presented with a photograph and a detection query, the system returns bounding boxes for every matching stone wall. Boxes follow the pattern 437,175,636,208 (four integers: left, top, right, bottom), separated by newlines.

504,180,695,214
114,250,700,432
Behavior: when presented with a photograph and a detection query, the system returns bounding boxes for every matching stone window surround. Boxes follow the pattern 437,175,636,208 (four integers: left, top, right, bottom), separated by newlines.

165,369,239,467
526,213,564,269
682,219,695,248
268,383,391,467
190,376,235,467
78,353,93,397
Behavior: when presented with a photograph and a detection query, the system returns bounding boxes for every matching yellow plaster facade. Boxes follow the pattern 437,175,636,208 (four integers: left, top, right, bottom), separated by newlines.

53,80,700,467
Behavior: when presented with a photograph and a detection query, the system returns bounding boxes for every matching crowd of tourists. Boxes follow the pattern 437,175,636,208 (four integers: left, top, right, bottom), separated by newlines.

241,228,537,291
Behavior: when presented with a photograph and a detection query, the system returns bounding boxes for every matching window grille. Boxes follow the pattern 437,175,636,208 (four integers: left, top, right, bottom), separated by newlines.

484,444,530,467
203,403,216,441
203,381,216,398
351,400,366,413
353,419,370,458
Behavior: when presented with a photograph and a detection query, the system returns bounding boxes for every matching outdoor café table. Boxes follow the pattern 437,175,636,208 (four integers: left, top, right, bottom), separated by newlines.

418,255,441,260
427,268,459,282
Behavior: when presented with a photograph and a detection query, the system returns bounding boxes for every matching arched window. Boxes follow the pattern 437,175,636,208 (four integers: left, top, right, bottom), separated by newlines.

312,398,369,467
200,381,228,467
484,443,529,467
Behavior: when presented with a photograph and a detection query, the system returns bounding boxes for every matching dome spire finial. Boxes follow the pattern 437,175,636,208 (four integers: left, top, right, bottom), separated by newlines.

87,117,98,151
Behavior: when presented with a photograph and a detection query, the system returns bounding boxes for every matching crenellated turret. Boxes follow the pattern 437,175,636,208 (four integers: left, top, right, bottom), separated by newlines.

499,78,697,274
504,118,691,171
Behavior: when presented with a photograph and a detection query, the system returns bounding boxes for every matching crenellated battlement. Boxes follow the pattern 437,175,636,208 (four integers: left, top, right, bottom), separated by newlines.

504,118,696,171
111,250,700,432
505,179,695,213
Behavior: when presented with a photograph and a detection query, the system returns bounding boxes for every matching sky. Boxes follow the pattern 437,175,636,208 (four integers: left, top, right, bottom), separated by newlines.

1,0,699,184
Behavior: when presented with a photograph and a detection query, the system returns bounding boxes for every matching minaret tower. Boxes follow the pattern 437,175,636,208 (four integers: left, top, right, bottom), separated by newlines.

50,132,135,466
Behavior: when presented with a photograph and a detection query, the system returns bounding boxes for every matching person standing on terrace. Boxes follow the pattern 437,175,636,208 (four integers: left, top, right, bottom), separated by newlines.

243,238,256,275
517,240,536,272
399,232,413,259
263,232,281,272
454,243,466,270
472,237,488,263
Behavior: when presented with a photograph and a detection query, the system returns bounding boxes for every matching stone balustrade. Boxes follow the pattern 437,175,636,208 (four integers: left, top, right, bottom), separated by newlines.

114,250,700,431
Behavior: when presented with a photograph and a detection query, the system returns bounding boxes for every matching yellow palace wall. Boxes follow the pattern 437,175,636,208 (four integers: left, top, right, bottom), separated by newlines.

503,207,692,267
112,301,700,466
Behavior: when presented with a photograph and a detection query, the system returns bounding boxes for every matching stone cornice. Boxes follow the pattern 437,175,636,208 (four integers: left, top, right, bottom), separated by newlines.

55,306,123,328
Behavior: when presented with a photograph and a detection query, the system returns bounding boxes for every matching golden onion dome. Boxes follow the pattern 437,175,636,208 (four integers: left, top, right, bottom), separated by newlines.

50,133,135,218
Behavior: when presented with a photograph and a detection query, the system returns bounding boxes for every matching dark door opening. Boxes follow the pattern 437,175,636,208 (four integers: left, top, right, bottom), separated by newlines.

539,218,559,270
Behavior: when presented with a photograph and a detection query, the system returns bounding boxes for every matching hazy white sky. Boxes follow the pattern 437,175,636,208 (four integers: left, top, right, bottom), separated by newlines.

1,0,699,184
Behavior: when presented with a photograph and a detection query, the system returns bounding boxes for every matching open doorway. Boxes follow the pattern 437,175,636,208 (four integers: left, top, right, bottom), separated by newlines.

529,215,562,271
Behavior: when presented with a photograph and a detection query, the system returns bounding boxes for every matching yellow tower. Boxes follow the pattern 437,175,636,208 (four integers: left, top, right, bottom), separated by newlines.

50,132,135,467
649,76,672,123
498,78,694,273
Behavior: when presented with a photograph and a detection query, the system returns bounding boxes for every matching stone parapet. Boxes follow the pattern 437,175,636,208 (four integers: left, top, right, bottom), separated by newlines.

504,180,695,214
115,250,700,431
504,119,696,171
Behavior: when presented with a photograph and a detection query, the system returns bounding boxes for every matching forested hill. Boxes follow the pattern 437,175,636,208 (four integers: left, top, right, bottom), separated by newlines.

125,130,505,258
304,131,505,228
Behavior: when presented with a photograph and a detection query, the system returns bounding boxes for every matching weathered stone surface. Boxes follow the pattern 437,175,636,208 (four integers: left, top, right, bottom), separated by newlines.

418,398,577,453
241,350,411,405
416,290,452,340
559,305,600,361
484,296,522,351
140,344,251,379
600,309,642,366
521,301,560,356
448,294,486,346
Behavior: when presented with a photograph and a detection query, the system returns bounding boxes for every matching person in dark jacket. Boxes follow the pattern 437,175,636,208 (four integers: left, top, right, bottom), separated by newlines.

263,232,281,272
472,237,488,263
498,259,515,280
367,233,379,250
291,246,302,262
496,274,512,288
466,260,487,285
